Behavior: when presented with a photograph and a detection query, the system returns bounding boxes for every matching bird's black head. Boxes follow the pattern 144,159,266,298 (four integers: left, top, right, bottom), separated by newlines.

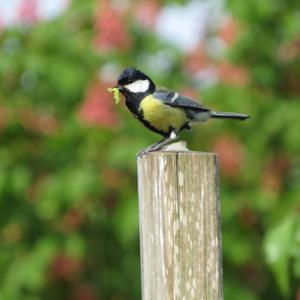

117,67,155,95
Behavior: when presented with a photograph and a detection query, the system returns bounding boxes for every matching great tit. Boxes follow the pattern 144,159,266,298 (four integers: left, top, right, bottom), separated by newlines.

115,67,249,155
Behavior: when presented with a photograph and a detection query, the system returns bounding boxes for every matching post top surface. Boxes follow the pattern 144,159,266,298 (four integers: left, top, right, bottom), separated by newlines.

137,151,218,161
137,141,218,161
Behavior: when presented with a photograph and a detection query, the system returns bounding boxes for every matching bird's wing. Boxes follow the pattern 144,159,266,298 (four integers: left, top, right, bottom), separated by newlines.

154,88,210,111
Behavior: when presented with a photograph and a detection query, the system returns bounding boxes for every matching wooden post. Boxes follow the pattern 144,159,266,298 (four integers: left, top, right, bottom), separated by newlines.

137,150,223,300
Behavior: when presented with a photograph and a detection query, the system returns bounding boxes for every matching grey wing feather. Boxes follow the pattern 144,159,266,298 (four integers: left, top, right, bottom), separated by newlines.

154,88,210,112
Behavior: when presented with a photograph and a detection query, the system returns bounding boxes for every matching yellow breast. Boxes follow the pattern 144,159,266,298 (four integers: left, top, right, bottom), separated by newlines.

139,95,187,133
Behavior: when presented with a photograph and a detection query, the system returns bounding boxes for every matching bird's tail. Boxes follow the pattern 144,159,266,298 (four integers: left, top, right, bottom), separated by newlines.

211,111,250,121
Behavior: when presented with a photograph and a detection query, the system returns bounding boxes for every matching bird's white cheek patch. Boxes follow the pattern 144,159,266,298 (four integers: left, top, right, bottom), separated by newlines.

125,80,150,93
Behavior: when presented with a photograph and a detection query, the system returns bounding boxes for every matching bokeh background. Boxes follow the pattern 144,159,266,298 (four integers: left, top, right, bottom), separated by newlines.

0,0,300,299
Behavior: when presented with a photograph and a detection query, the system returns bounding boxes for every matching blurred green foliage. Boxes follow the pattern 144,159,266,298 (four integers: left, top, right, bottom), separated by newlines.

0,0,300,299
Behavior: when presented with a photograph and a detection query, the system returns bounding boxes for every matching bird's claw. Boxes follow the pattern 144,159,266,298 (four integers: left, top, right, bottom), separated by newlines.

136,143,163,158
136,133,178,158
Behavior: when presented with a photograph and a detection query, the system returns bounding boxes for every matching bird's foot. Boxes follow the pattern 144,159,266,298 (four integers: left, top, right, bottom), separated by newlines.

136,143,163,158
136,130,179,158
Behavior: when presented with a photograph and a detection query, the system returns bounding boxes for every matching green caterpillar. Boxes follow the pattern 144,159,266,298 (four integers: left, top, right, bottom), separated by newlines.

107,87,121,104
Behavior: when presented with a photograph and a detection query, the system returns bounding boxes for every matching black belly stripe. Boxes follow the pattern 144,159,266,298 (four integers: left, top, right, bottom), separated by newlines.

124,95,166,136
137,111,167,136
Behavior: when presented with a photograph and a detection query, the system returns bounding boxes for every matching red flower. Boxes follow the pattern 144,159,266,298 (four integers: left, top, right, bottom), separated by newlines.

17,0,39,24
218,16,239,46
212,135,244,177
0,16,3,31
217,61,249,86
134,0,160,29
57,208,85,233
78,81,119,128
94,1,131,51
179,88,199,100
261,153,291,193
49,253,82,282
184,46,210,74
71,284,97,300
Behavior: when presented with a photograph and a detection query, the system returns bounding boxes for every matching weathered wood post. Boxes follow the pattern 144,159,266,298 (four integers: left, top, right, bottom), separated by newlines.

137,146,223,300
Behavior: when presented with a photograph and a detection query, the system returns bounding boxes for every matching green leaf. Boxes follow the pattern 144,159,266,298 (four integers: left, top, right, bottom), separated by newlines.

2,237,58,299
113,196,138,245
264,214,296,297
64,234,85,259
291,218,300,278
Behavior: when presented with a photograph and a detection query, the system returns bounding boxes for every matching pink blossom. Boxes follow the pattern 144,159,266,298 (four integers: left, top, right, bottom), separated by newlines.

94,1,131,51
49,253,82,282
212,135,245,177
217,61,249,86
0,16,3,32
184,46,210,74
78,81,119,128
218,16,239,46
17,0,39,24
134,0,160,29
261,153,291,193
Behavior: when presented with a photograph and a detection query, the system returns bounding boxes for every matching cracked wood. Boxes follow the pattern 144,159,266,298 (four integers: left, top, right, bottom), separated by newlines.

137,151,223,300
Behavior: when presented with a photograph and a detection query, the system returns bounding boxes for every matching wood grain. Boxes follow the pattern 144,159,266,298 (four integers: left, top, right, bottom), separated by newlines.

137,151,223,300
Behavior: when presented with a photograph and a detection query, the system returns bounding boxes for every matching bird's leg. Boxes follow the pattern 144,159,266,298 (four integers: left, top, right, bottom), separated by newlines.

149,131,178,151
137,130,179,157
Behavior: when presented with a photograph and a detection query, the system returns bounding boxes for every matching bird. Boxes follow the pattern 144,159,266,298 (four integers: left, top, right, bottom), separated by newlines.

115,67,249,156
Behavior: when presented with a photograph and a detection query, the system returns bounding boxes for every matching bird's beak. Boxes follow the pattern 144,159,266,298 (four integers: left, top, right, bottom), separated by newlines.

116,84,124,91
